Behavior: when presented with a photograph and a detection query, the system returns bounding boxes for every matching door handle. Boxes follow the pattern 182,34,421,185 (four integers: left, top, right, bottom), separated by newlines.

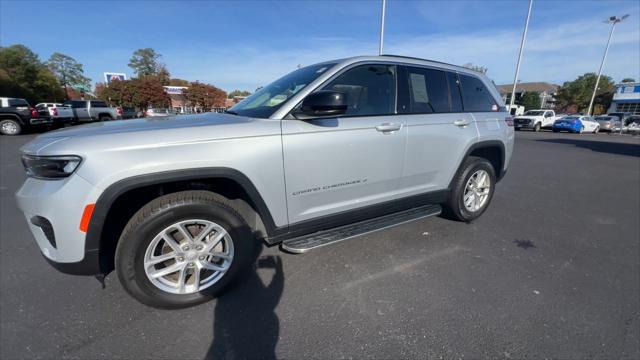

375,123,402,133
453,119,470,127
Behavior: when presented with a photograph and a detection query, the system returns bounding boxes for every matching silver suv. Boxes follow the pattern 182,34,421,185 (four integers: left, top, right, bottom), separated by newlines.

16,55,514,308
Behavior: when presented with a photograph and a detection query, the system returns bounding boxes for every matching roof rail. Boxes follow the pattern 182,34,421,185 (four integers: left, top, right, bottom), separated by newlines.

379,54,464,69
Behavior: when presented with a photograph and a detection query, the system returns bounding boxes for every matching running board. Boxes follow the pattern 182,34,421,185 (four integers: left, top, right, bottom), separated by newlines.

280,204,442,254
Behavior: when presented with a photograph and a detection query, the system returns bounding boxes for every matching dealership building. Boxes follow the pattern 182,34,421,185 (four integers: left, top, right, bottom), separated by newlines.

608,82,640,115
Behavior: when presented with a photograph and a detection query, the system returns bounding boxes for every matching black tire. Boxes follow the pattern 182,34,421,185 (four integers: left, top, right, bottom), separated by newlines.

0,119,22,135
533,123,541,132
115,190,256,309
552,129,560,133
99,115,112,122
442,156,496,222
514,127,521,131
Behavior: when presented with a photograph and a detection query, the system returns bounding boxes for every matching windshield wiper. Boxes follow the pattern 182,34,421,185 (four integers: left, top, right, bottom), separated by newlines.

225,110,238,115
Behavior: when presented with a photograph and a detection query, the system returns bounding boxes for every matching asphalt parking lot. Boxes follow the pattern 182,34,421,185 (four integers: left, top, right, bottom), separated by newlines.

1,130,639,359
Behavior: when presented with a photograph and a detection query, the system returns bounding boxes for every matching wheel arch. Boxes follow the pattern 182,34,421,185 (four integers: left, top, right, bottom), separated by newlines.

449,141,506,190
87,168,277,274
0,113,25,124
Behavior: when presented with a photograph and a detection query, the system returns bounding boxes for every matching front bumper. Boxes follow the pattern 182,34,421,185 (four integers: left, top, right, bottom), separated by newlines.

15,174,102,275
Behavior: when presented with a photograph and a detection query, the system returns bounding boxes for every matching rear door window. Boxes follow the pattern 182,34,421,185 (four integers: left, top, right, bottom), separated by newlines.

91,101,108,108
402,66,450,114
459,74,497,112
8,99,29,107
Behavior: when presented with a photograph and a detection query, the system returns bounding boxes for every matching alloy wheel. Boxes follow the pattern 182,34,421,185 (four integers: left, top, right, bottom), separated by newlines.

463,170,491,212
1,121,18,135
143,219,234,294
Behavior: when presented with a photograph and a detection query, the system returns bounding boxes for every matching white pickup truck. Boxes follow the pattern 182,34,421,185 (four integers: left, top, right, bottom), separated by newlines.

35,103,74,127
513,109,559,132
62,100,121,123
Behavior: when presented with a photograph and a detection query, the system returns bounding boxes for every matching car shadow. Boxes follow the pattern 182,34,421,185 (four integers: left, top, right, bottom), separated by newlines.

204,244,284,360
536,138,640,157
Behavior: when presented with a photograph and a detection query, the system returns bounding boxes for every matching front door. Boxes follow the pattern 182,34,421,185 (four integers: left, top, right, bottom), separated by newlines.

282,64,406,224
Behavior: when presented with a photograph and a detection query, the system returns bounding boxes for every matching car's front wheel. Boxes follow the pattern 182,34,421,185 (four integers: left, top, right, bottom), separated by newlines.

533,123,541,132
443,156,496,222
115,190,255,309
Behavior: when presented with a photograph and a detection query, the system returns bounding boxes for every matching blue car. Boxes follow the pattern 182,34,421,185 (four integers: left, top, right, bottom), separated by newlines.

552,115,600,134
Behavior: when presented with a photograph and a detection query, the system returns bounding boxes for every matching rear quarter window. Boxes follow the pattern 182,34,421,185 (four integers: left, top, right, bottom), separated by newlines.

459,74,497,112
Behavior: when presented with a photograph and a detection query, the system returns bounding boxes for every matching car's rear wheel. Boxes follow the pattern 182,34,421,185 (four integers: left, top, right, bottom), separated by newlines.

115,190,255,309
99,115,112,122
0,119,21,135
552,129,560,133
578,126,584,134
593,126,599,134
443,156,496,222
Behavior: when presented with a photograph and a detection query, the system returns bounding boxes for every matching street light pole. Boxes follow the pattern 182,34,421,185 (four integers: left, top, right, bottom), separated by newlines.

509,0,533,112
586,15,629,117
379,0,386,55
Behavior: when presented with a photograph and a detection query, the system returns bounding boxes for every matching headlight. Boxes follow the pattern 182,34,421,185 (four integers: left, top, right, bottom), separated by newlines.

21,155,82,179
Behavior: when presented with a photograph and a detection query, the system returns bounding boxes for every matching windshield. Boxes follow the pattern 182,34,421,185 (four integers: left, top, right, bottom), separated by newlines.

229,62,337,118
595,116,611,120
524,110,544,116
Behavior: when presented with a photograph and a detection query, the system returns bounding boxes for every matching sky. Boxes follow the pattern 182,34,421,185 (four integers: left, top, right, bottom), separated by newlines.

1,0,639,92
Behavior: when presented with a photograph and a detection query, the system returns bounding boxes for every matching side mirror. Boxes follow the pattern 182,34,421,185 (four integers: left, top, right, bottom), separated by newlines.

292,90,347,120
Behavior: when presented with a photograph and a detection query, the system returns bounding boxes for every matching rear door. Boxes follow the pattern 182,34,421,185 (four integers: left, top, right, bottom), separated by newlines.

71,101,90,121
281,63,406,224
396,66,477,197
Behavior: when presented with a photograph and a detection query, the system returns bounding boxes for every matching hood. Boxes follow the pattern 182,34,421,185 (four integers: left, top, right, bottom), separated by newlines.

21,113,280,155
37,113,249,138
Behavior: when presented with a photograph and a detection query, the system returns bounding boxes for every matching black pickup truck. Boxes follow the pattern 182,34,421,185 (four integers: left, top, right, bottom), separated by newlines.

0,97,52,135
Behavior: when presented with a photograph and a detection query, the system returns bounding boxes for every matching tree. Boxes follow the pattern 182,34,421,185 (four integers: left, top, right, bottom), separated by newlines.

157,64,171,86
463,63,488,74
183,82,227,110
47,52,91,100
0,44,65,103
520,91,541,110
169,78,190,86
621,78,636,83
128,48,161,77
555,73,614,113
227,89,251,99
95,77,169,109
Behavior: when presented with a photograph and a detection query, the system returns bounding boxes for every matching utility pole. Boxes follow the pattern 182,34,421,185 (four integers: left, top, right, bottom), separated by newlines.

509,0,533,112
586,14,629,117
379,0,386,55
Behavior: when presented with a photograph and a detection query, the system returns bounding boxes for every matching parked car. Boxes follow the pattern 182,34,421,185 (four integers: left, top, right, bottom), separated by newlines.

607,112,632,126
145,108,177,117
594,115,622,132
0,97,52,135
35,103,74,127
118,106,139,119
506,104,525,116
16,55,514,308
514,109,559,132
552,115,599,134
62,100,121,123
625,115,640,134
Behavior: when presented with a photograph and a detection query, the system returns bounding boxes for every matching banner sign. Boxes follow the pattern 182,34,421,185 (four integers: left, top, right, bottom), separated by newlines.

104,72,127,83
164,86,188,95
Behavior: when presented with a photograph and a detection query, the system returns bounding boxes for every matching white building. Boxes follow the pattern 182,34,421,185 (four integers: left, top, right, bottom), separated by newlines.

608,82,640,115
